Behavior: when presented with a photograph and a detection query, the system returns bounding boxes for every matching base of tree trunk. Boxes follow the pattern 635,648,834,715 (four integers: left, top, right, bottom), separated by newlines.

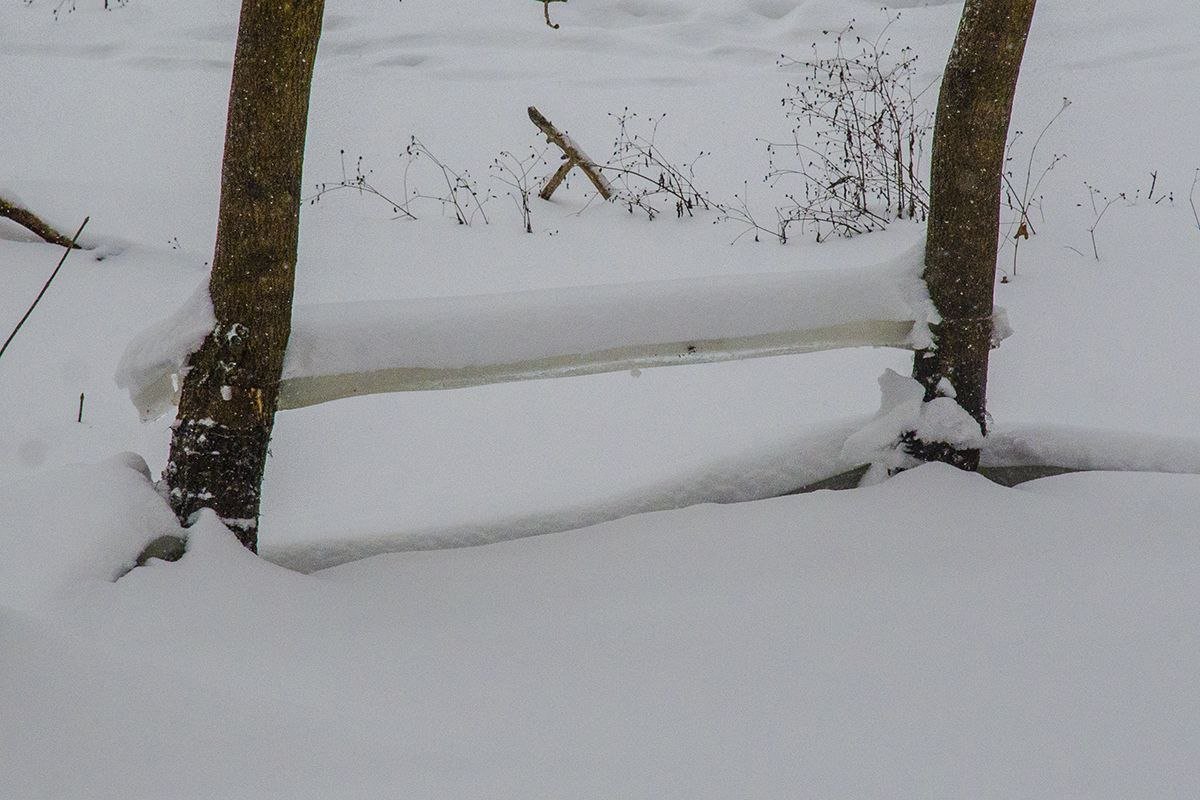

164,415,271,551
900,431,981,471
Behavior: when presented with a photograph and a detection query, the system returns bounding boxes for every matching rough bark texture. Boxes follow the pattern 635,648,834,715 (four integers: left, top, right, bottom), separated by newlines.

908,0,1036,470
164,0,325,551
0,196,83,249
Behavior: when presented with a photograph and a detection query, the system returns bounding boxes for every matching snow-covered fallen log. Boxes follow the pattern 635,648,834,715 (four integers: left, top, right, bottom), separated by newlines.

118,243,956,419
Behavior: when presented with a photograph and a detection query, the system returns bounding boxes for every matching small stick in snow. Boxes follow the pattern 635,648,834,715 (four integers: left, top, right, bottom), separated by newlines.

0,195,86,249
527,106,613,201
538,0,565,29
77,392,85,423
0,217,88,366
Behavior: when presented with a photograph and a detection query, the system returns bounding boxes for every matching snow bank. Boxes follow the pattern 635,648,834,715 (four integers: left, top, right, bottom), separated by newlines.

264,415,872,571
0,453,183,614
118,242,962,418
264,413,1200,573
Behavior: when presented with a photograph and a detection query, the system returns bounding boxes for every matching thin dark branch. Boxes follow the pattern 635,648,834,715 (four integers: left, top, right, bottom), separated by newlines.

0,217,89,365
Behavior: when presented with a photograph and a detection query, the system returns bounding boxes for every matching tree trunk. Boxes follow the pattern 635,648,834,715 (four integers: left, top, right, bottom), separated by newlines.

164,0,325,551
907,0,1036,470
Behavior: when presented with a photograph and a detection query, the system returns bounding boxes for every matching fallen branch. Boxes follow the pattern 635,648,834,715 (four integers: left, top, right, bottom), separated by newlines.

0,217,89,365
528,106,613,201
0,195,86,249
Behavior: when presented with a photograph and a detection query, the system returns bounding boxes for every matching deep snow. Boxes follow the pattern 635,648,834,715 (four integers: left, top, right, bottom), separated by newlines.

2,0,1200,796
5,460,1200,799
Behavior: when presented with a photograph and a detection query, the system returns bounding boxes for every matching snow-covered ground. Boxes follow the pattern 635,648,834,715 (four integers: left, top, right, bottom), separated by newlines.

7,460,1200,798
2,0,1200,796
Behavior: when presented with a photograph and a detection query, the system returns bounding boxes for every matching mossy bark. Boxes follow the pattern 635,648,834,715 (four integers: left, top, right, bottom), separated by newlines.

165,0,326,551
908,0,1037,470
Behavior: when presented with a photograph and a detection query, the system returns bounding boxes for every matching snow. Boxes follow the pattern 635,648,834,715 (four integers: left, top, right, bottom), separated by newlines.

115,279,215,419
122,241,936,417
4,0,1200,796
5,459,1200,798
842,369,983,480
0,452,178,614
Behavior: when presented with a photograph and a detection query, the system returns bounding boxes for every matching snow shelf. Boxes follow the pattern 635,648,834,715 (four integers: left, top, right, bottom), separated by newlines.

118,243,966,419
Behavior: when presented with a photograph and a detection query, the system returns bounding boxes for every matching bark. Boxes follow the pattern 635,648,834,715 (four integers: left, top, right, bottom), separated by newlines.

164,0,325,551
908,0,1036,470
0,196,83,249
528,106,613,200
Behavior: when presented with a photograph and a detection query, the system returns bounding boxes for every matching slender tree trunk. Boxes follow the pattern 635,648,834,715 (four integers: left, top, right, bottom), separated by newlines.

164,0,325,551
907,0,1036,470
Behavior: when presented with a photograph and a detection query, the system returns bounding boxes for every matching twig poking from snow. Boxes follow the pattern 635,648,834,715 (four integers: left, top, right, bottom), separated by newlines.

0,217,88,366
1082,182,1124,261
1190,169,1200,232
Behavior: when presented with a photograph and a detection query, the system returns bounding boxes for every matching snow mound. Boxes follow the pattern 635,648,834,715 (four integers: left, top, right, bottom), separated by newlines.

0,453,183,614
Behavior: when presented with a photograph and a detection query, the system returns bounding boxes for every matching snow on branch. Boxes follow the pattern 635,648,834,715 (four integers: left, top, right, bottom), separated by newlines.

117,241,1004,419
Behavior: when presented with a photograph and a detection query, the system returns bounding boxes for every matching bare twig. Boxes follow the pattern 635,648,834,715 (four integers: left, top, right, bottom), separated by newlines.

22,0,127,20
541,0,560,29
718,184,785,244
0,217,88,365
491,146,549,233
999,96,1069,276
310,139,490,226
406,136,490,225
306,150,418,220
601,109,710,220
1190,169,1200,231
1082,183,1123,261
